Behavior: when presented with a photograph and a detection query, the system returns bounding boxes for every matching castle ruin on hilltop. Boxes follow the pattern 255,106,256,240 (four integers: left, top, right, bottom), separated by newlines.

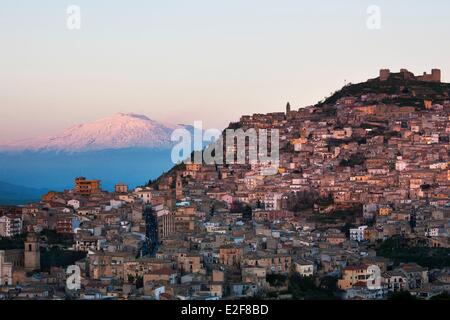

379,68,441,82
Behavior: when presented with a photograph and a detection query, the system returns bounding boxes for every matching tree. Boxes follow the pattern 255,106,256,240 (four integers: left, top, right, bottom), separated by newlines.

40,247,87,272
341,222,356,238
230,201,252,216
377,235,450,269
285,190,332,212
242,204,252,221
388,290,417,300
430,292,450,300
266,274,287,287
288,273,337,300
319,276,339,292
0,234,26,250
135,276,144,289
339,153,366,167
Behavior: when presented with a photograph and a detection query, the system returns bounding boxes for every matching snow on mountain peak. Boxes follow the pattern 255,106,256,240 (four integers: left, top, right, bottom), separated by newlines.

1,113,189,152
114,112,151,121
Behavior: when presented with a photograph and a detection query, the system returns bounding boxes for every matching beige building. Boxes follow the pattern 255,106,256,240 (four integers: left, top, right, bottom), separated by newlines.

338,264,371,290
74,177,101,196
157,212,175,239
0,251,13,286
143,267,177,284
115,183,128,194
294,259,315,277
242,254,292,274
88,251,133,280
219,246,243,267
177,253,203,274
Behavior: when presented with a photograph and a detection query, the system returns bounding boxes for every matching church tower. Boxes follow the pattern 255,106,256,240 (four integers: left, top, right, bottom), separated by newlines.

24,233,40,272
175,174,183,200
286,102,291,115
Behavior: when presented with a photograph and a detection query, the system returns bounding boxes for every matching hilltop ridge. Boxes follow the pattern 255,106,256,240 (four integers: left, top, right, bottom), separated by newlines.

152,69,449,217
322,68,450,106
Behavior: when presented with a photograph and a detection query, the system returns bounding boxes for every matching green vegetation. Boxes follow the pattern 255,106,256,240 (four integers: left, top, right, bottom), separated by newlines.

311,206,361,224
383,131,402,143
40,229,74,247
339,153,366,167
322,76,450,106
0,230,75,251
0,234,26,250
40,247,86,272
229,201,252,219
341,222,357,238
135,275,144,289
387,290,417,300
152,162,186,189
327,138,352,148
266,274,287,287
381,97,423,108
285,190,333,212
127,274,143,288
228,122,243,130
377,236,450,269
430,292,450,300
319,105,337,116
288,273,339,300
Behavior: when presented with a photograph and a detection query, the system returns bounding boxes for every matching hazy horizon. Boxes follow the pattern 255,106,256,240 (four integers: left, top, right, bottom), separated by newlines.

2,0,450,142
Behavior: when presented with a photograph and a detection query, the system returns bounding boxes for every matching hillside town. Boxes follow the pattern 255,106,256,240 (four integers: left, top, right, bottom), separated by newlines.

1,69,450,300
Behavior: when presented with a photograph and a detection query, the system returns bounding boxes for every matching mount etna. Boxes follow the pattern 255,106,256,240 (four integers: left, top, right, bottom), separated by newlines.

0,113,196,203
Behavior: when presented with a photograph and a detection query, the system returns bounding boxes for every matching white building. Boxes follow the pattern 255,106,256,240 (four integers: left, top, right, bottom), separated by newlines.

425,228,439,237
74,236,106,252
294,260,315,277
104,199,124,211
350,226,368,242
264,192,283,211
134,188,152,204
244,175,264,190
0,216,23,237
118,194,135,203
67,199,81,210
395,160,408,171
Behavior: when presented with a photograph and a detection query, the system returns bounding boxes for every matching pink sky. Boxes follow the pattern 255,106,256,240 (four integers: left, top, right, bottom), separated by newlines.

1,1,449,142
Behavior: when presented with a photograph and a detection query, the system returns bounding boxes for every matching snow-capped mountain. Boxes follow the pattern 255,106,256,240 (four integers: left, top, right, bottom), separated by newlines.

1,113,191,152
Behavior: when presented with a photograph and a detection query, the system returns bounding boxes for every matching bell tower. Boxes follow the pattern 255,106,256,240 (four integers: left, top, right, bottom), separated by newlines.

24,233,40,272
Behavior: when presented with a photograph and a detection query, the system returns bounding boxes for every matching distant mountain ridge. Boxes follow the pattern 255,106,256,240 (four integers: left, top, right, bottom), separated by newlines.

0,180,48,205
0,113,192,152
0,113,197,198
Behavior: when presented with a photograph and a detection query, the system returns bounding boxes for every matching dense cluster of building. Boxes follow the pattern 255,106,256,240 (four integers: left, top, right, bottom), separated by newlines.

1,69,449,300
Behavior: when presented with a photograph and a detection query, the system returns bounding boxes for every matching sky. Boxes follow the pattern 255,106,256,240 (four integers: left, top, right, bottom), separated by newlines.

1,0,450,142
